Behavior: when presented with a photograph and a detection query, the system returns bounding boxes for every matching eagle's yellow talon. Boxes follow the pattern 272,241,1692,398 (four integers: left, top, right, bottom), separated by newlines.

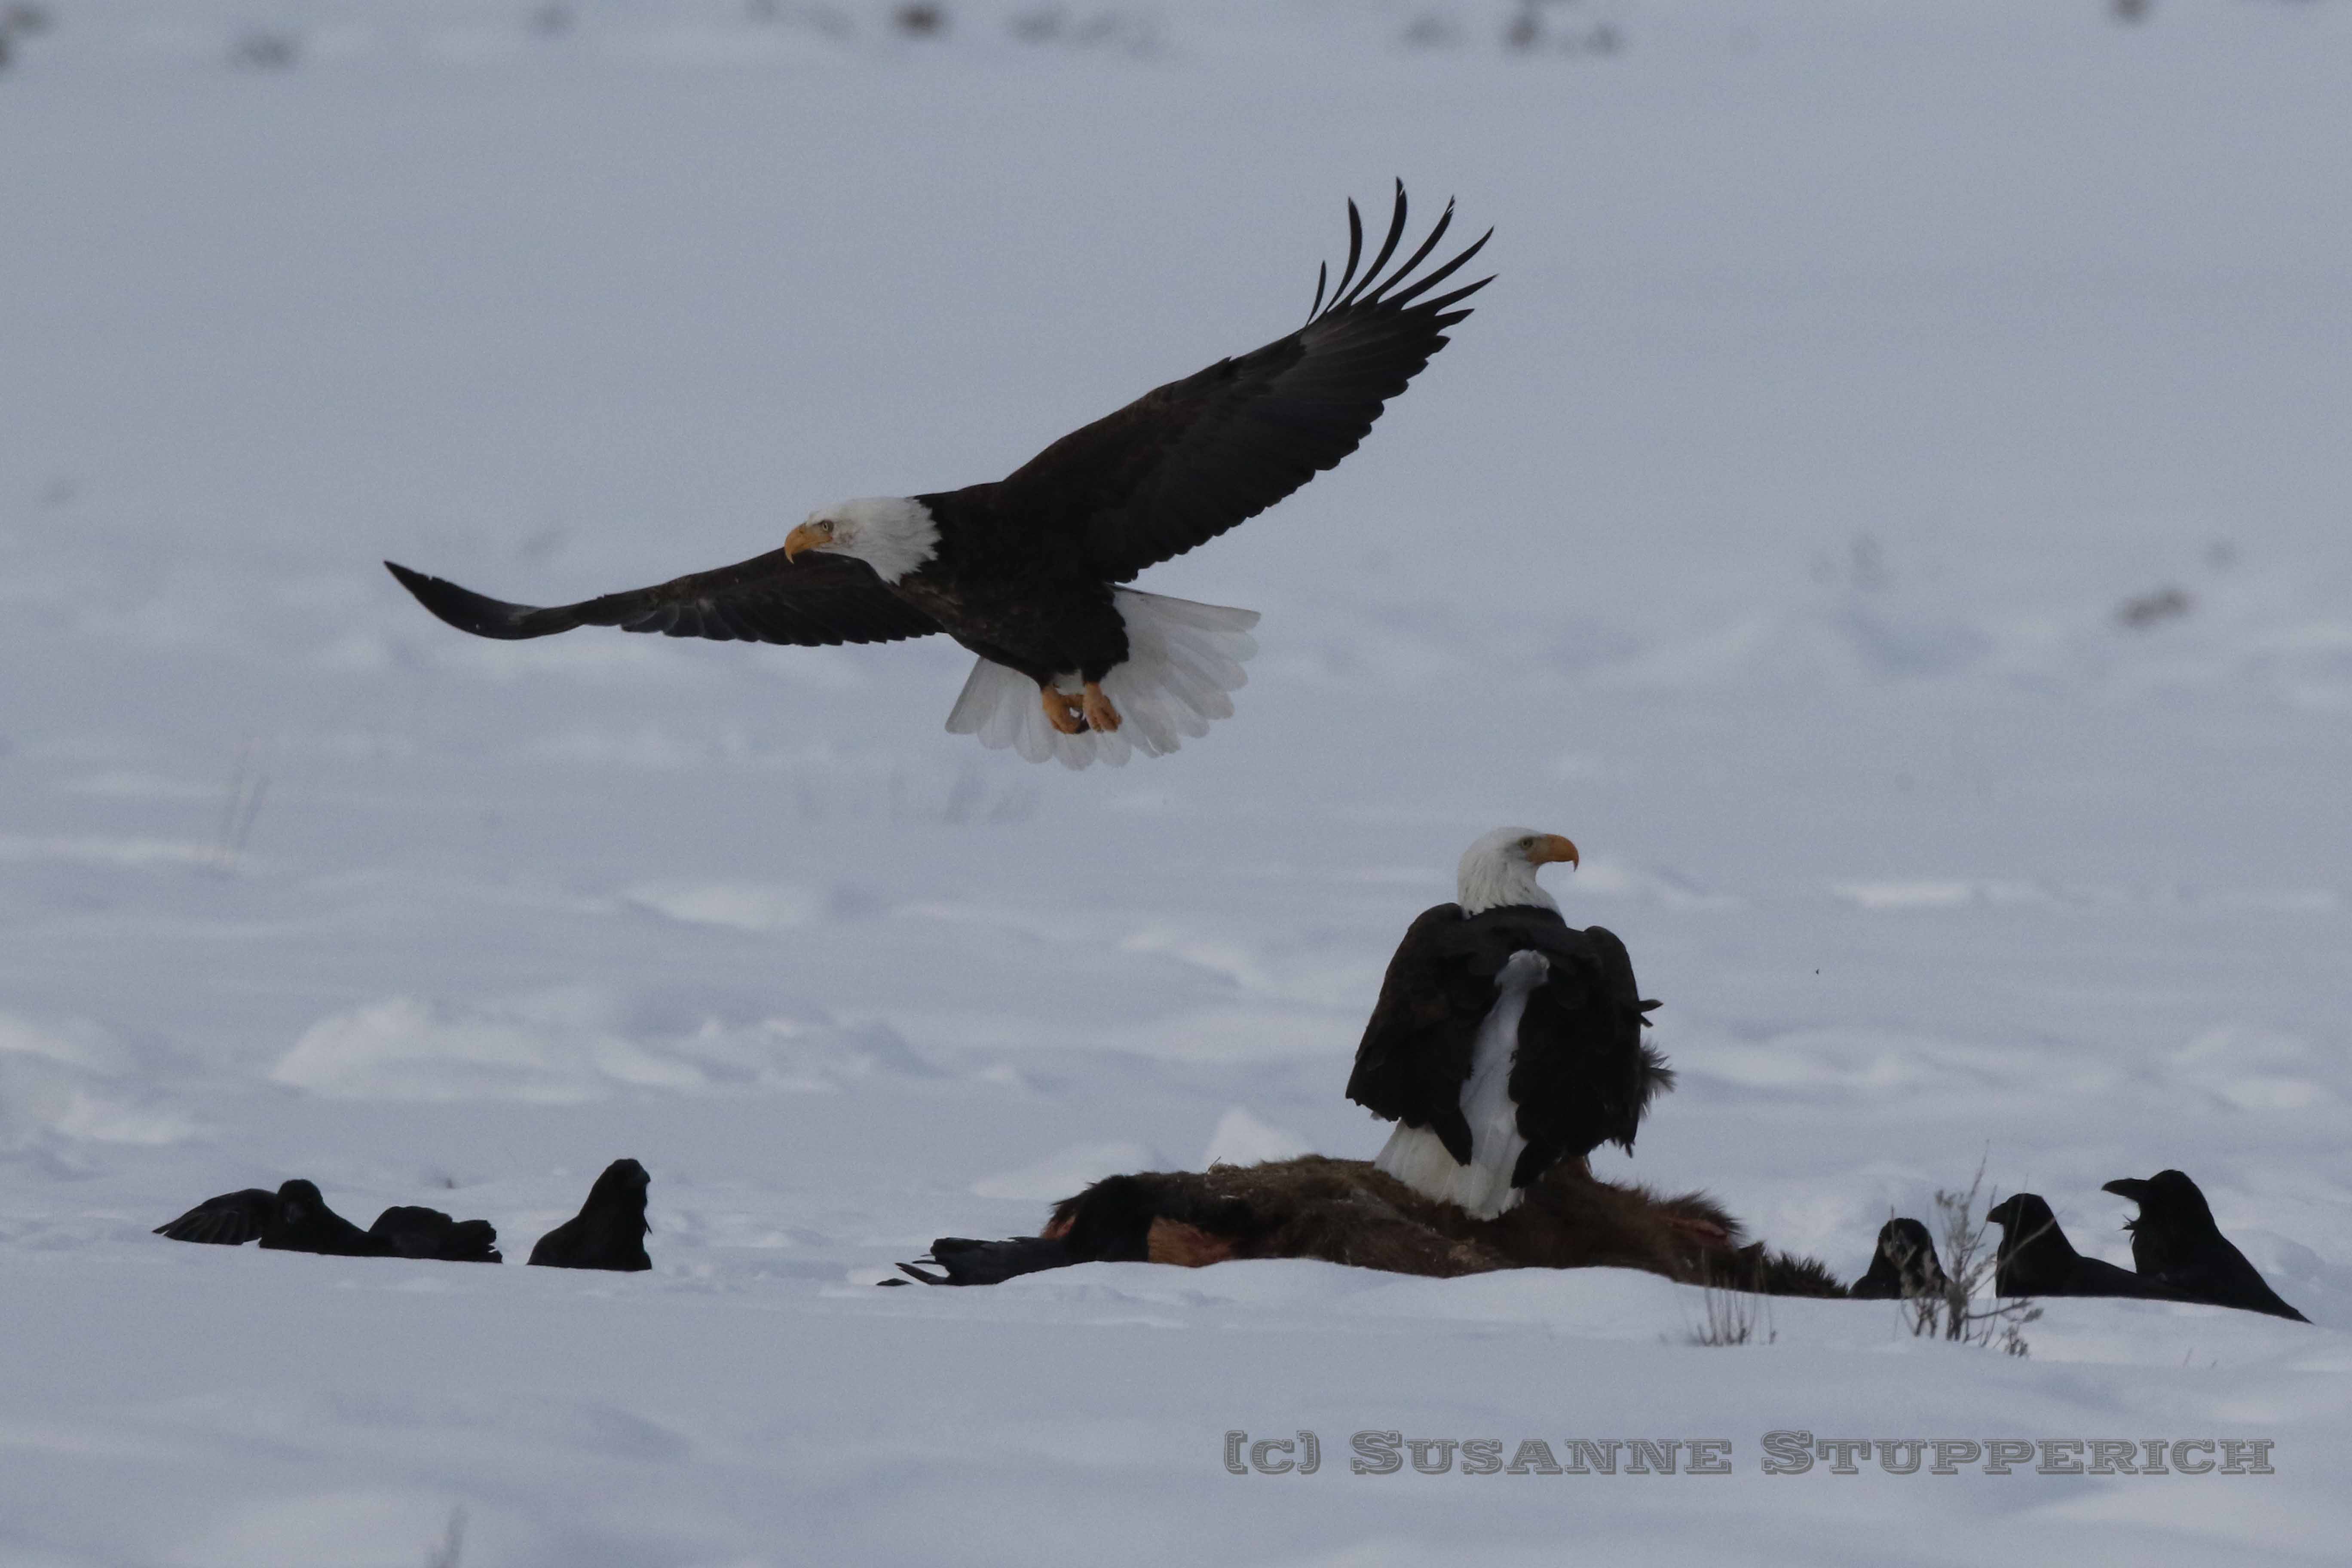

1081,681,1121,734
1042,687,1085,735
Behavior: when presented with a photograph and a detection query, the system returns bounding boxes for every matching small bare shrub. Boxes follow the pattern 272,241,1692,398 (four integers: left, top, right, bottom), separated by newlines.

1687,1275,1776,1348
1905,1161,2038,1356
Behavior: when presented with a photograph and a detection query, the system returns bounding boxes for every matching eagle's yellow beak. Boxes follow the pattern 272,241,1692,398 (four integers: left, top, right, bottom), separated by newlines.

784,521,832,562
1530,834,1580,869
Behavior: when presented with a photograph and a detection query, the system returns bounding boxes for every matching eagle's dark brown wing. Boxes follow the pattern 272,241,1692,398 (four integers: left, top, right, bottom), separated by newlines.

384,546,942,648
992,184,1491,584
1345,903,1490,1163
1504,922,1671,1173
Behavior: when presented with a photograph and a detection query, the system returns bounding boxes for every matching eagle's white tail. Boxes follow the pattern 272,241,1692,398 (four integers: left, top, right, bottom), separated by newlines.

1373,949,1548,1221
943,589,1259,770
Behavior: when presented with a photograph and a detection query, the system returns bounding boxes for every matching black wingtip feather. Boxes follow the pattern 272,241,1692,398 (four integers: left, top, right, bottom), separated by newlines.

384,560,568,641
1360,199,1455,308
1331,197,1367,307
1383,228,1493,311
1420,276,1494,319
1337,182,1410,311
1309,191,1490,327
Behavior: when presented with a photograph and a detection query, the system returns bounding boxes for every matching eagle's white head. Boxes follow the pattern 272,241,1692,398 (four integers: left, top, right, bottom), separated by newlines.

1456,825,1580,916
784,496,940,585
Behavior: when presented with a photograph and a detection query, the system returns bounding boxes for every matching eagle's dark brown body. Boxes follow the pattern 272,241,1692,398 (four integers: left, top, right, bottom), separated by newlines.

1348,903,1669,1188
881,488,1130,688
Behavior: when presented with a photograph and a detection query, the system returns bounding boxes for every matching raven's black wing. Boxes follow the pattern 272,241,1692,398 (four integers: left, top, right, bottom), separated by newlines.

154,1188,279,1246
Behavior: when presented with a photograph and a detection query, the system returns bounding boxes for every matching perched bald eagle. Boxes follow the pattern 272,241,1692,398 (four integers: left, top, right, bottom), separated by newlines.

385,185,1489,768
1344,827,1669,1220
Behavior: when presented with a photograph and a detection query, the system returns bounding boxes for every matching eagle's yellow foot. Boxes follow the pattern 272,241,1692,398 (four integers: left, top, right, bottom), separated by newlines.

1081,681,1121,733
1042,687,1086,735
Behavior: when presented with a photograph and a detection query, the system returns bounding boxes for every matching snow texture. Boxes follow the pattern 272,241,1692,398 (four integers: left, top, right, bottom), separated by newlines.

3,0,2352,1562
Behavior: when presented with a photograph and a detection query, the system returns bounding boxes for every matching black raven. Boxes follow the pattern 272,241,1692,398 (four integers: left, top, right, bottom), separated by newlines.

527,1159,652,1271
1985,1193,2190,1301
368,1205,502,1264
1848,1217,1950,1301
155,1179,381,1255
2101,1170,2307,1323
900,1174,1166,1285
156,1179,500,1261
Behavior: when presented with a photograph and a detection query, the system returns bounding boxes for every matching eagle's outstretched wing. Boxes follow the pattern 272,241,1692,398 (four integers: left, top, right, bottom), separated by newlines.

992,183,1491,583
384,547,942,649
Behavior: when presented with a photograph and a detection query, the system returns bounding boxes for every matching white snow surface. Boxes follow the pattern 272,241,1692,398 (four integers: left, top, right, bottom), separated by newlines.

4,0,2352,1562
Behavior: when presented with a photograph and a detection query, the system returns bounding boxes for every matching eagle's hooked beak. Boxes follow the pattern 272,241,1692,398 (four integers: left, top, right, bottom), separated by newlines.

784,520,834,562
1530,833,1580,869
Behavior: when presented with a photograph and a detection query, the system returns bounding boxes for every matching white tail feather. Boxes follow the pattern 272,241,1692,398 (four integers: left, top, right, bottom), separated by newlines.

943,589,1259,770
1371,950,1549,1221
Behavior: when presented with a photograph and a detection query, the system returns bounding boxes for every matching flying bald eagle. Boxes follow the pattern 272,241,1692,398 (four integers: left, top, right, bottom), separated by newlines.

385,184,1490,768
1345,827,1669,1220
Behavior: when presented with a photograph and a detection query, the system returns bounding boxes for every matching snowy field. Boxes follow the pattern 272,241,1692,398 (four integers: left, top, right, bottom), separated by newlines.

5,0,2352,1561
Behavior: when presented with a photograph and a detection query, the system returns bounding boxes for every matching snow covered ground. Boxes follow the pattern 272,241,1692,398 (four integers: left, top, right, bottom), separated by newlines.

4,0,2351,1561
